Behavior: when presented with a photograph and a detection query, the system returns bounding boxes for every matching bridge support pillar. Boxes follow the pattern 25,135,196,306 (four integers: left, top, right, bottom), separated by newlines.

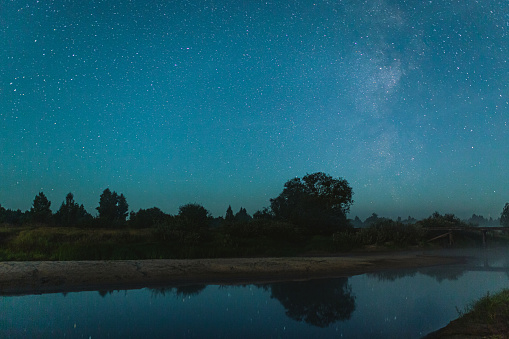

482,230,487,247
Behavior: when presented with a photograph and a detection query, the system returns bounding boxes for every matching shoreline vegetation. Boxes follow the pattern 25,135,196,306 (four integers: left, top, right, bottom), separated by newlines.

1,173,507,263
425,289,509,338
0,221,507,262
0,252,463,296
2,173,509,336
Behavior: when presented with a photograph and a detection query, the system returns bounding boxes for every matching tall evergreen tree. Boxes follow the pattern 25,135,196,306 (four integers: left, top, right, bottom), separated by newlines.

30,192,52,224
501,203,509,227
225,205,234,221
117,194,129,221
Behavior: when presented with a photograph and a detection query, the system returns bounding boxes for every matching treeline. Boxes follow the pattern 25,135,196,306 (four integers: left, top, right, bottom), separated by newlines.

0,172,355,234
1,172,509,260
350,212,501,228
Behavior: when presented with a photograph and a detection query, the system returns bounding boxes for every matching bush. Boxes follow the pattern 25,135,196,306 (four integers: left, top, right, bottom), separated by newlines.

417,212,469,228
154,216,211,245
333,220,425,249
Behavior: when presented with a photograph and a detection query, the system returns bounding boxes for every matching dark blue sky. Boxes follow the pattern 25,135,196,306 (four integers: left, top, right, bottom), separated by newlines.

1,0,508,220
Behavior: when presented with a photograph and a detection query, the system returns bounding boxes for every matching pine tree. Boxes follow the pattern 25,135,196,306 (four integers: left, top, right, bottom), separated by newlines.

30,192,52,224
225,205,234,221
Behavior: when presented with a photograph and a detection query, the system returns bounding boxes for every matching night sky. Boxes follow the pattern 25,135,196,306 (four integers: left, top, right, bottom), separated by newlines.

1,0,508,220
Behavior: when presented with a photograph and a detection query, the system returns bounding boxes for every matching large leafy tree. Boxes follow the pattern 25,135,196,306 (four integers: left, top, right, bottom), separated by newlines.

30,192,52,224
501,203,509,227
178,203,211,229
129,207,166,228
270,172,353,233
96,188,129,226
268,278,356,327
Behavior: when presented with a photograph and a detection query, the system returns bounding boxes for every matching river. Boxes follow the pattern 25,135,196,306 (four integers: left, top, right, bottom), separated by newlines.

2,248,509,338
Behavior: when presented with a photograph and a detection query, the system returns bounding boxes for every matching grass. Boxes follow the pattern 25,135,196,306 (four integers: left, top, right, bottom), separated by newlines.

1,221,508,261
0,224,310,260
459,289,509,324
432,289,509,338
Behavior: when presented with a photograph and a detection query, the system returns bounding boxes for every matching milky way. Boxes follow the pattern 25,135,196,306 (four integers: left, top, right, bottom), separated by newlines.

1,0,508,219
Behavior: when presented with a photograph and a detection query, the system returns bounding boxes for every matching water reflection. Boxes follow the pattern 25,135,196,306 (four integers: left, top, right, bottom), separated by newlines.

4,249,509,338
370,248,509,283
145,279,356,328
266,278,355,327
149,284,207,297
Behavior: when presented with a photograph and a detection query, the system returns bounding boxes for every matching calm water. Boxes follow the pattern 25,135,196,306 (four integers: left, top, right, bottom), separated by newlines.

2,248,509,338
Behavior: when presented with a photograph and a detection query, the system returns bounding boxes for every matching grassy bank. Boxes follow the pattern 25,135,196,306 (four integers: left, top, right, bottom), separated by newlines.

1,221,507,261
426,289,509,338
0,224,335,261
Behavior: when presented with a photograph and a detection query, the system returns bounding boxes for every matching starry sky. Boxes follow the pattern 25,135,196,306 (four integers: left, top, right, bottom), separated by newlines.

1,0,508,220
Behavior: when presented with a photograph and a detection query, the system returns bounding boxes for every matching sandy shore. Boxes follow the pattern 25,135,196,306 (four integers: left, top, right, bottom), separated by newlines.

0,252,462,295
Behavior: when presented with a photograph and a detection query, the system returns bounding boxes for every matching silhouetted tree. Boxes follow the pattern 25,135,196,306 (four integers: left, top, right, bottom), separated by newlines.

270,172,353,233
350,216,363,228
225,205,234,221
501,203,509,227
96,188,129,226
402,216,417,225
129,207,166,228
178,203,211,229
467,214,487,226
30,192,52,224
55,193,92,227
418,212,467,228
268,278,356,327
0,207,25,225
117,194,129,221
364,213,392,226
0,205,6,224
234,207,252,222
253,207,274,220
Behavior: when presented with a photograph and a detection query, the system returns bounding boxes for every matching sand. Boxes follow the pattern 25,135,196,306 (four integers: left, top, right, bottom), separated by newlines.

0,252,462,295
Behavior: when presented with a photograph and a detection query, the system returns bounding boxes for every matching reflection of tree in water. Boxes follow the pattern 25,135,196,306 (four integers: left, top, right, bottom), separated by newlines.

367,270,417,282
149,285,207,298
419,268,465,282
98,290,116,297
369,268,465,283
267,278,355,328
174,285,206,297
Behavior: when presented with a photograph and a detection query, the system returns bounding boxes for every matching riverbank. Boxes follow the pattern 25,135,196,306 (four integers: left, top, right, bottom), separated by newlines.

424,289,509,338
0,252,463,295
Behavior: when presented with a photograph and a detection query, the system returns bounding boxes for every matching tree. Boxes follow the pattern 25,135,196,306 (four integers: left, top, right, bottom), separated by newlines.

178,203,211,229
418,212,466,228
116,194,129,222
501,203,509,227
253,207,274,220
268,278,356,327
30,192,52,224
225,205,234,221
96,188,129,226
270,172,353,233
350,216,363,228
55,193,92,227
234,207,252,222
129,207,166,228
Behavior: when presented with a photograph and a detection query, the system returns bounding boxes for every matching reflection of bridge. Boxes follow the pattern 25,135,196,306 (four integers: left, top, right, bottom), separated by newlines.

424,227,507,246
